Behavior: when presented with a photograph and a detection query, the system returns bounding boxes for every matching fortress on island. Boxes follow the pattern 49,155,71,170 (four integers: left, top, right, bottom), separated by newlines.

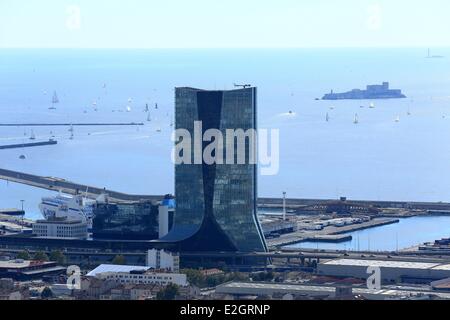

322,82,406,100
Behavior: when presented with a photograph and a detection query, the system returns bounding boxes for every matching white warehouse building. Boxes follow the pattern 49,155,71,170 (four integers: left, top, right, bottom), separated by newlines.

318,259,450,283
87,264,187,287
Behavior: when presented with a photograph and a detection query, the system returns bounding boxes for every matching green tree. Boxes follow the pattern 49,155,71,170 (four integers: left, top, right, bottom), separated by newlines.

49,250,66,264
112,255,126,265
17,250,30,260
33,251,49,261
156,283,179,300
182,269,206,287
41,287,53,299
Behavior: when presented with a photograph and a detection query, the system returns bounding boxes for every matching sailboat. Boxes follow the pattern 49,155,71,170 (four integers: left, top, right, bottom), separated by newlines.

395,115,400,123
145,103,149,112
30,130,36,140
326,112,329,122
353,114,359,124
147,112,151,122
68,124,74,133
126,105,131,112
49,91,59,110
369,102,375,109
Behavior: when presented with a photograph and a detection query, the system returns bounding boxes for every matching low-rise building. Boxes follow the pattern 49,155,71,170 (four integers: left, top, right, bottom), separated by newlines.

147,249,179,272
32,217,88,239
87,264,188,287
0,259,66,281
318,258,450,284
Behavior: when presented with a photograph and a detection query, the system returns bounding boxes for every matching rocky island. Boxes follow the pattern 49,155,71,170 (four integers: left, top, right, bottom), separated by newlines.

322,82,406,100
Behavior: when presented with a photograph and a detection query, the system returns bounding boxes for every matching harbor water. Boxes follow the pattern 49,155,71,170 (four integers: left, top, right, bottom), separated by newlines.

1,48,450,222
286,216,450,252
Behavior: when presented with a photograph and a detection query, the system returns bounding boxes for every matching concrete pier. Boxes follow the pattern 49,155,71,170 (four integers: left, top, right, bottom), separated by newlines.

267,218,399,248
0,140,57,150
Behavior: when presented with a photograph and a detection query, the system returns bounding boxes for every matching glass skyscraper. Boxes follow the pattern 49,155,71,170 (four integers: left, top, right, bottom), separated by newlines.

92,201,159,240
162,87,267,252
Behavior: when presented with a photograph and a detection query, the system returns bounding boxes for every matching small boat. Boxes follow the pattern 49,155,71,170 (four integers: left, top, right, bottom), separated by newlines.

329,106,335,110
395,115,400,123
147,112,151,122
49,91,59,110
126,106,131,112
354,114,359,124
369,102,375,109
326,112,329,122
155,103,158,109
30,130,36,140
19,155,26,160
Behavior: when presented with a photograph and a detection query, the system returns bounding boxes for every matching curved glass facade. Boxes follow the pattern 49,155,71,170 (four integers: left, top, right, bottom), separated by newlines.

92,201,159,240
163,87,267,253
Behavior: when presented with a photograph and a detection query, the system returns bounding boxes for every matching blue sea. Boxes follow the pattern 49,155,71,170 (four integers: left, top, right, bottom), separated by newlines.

1,48,450,220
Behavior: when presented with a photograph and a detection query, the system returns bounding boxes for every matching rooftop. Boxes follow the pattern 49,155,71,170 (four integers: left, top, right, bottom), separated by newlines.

0,259,54,270
216,282,450,299
87,264,150,277
321,259,441,270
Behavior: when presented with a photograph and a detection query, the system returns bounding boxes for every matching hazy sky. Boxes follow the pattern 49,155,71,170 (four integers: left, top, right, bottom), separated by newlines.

1,0,449,48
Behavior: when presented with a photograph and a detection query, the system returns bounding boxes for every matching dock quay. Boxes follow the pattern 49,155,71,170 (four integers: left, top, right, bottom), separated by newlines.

302,234,352,243
0,168,162,203
0,140,57,150
258,197,450,212
267,218,399,248
1,167,450,212
0,208,25,216
0,122,144,127
328,218,399,235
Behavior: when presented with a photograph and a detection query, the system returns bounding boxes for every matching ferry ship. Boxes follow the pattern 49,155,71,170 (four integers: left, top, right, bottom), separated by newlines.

38,193,96,225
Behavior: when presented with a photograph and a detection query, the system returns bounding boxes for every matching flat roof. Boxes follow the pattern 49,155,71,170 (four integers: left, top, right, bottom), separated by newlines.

432,264,450,271
321,259,440,270
86,264,150,277
217,282,450,299
0,260,53,269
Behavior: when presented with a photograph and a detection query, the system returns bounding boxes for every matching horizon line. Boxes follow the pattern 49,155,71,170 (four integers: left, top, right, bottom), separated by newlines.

1,46,449,50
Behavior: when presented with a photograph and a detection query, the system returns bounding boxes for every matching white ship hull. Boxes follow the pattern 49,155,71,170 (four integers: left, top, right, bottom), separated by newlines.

39,194,95,227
